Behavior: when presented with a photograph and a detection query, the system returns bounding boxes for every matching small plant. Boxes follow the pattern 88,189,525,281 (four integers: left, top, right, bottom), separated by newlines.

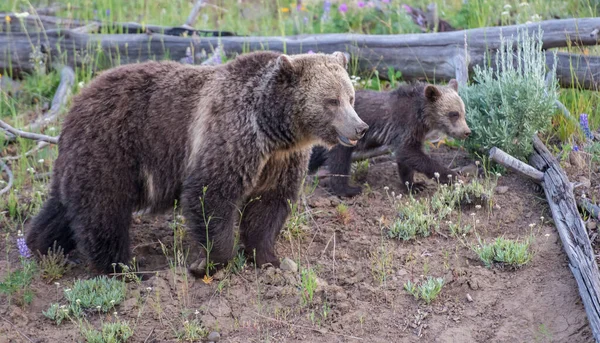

388,196,435,241
43,303,79,325
300,267,318,306
335,203,351,225
38,241,70,283
404,277,445,304
283,199,309,239
474,237,533,268
459,27,558,161
81,321,134,343
351,159,369,184
0,234,37,306
370,243,393,285
175,318,207,342
66,276,127,312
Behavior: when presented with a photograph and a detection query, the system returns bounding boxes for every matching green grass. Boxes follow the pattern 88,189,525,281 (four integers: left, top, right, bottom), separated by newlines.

474,237,533,268
404,276,445,304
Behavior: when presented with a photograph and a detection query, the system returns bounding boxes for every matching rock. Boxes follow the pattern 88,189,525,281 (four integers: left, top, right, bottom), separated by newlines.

495,186,509,194
280,258,298,273
466,293,473,302
587,221,597,230
579,176,591,189
569,151,586,169
457,164,478,177
207,331,221,342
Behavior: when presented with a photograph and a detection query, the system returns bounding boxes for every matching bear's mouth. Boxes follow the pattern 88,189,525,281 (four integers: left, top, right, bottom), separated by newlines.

337,135,358,147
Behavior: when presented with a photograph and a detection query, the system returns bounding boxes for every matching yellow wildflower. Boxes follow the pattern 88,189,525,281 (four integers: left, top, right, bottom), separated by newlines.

280,7,290,13
5,15,11,23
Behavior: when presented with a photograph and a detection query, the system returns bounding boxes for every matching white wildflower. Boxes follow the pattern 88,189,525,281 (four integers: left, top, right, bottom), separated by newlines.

519,2,529,7
78,81,85,88
384,186,389,191
27,167,35,173
503,4,512,10
14,12,30,18
37,159,44,164
434,172,440,179
475,205,482,210
470,213,476,217
146,287,152,291
501,11,510,16
194,310,200,315
65,288,71,292
529,223,535,228
476,220,480,224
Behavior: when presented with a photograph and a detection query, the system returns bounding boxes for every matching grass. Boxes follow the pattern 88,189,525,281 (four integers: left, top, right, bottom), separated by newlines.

474,236,534,268
37,241,70,283
404,277,445,304
80,321,134,343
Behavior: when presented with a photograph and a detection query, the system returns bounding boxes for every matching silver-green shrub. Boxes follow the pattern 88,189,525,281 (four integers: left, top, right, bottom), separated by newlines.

459,26,558,160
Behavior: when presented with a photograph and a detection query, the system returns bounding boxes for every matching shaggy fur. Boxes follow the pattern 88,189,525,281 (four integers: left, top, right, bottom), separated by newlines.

308,79,470,197
26,51,368,275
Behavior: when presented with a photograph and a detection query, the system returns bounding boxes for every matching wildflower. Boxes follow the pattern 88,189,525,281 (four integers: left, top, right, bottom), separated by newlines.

384,186,389,191
503,4,512,10
303,16,309,24
17,237,32,258
14,12,30,19
307,50,314,54
146,287,152,291
48,127,56,132
573,145,580,151
76,299,81,304
38,159,44,164
529,223,535,228
540,216,544,221
391,191,396,198
447,174,453,180
322,1,332,21
530,14,541,21
27,167,35,173
501,11,510,16
434,172,440,179
358,1,365,8
5,15,11,23
105,9,111,17
580,113,594,140
476,220,480,224
194,310,200,315
545,233,550,237
338,3,348,13
110,300,115,304
475,205,482,210
65,288,71,292
382,0,390,3
402,4,412,14
519,2,529,7
280,7,290,13
60,305,66,309
96,306,101,310
470,213,476,217
182,47,194,65
113,312,118,316
446,221,452,225
475,161,480,166
495,172,501,177
405,181,409,186
396,194,402,200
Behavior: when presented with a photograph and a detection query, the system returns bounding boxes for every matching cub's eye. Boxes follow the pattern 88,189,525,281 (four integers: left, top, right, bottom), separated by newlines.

448,111,460,119
349,97,355,104
327,99,340,106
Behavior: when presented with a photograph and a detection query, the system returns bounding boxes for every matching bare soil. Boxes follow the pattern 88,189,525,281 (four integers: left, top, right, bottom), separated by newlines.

0,145,597,343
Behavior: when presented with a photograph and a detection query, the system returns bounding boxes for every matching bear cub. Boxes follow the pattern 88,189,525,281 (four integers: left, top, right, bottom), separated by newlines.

308,79,470,197
26,50,368,276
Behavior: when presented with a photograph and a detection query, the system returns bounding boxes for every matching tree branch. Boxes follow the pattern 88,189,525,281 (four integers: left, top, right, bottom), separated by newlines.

0,119,59,144
0,160,14,196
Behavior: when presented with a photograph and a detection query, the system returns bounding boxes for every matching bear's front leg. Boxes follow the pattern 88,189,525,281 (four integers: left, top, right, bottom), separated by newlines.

240,151,308,268
396,142,456,191
181,175,241,277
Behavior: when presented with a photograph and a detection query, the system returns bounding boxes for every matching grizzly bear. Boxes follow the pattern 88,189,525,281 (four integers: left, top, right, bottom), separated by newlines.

308,79,470,197
26,51,368,276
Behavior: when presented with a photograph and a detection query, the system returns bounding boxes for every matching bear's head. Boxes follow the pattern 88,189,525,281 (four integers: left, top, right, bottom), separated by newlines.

275,52,369,148
422,79,471,140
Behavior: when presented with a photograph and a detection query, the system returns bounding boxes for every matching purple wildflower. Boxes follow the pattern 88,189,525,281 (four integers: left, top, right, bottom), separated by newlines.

17,232,31,258
416,15,425,26
307,50,315,54
402,4,412,13
303,16,309,25
358,1,365,8
573,145,580,152
322,1,332,21
580,113,594,141
339,3,348,13
382,0,390,3
105,9,110,17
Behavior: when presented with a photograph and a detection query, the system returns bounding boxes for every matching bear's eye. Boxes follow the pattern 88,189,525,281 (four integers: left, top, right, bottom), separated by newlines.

448,111,460,119
349,96,354,104
327,99,340,107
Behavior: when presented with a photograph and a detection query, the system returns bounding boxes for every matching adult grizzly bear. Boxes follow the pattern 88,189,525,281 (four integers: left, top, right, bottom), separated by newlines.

308,79,470,197
26,51,368,276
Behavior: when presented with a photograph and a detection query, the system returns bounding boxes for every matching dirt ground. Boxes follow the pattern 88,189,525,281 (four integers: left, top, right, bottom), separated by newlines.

0,145,597,343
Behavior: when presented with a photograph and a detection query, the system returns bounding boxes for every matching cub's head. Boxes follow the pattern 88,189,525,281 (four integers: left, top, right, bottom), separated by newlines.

275,52,368,148
422,79,471,140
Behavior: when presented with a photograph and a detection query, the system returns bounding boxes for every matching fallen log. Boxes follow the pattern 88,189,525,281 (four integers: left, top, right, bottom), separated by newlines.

1,17,599,89
28,65,74,132
489,137,600,342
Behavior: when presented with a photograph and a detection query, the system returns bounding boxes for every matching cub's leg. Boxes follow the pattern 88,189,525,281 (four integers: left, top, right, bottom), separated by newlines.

326,145,362,197
240,151,307,268
396,143,457,192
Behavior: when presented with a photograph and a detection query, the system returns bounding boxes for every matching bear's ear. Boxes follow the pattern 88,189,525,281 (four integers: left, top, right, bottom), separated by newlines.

424,85,442,101
332,51,349,70
448,79,459,91
276,54,295,74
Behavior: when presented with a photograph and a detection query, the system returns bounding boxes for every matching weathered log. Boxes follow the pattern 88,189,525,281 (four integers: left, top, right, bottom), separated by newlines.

527,135,600,342
1,17,599,89
1,13,237,37
0,119,58,144
488,147,544,182
579,198,600,221
0,160,14,196
28,65,74,132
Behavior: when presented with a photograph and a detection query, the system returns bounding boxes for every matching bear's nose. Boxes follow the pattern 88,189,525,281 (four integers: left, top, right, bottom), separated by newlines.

356,124,369,138
464,130,471,138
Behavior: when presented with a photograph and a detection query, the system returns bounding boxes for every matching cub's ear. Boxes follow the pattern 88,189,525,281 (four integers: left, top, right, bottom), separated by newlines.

332,51,349,70
424,85,442,101
448,79,459,91
276,54,295,74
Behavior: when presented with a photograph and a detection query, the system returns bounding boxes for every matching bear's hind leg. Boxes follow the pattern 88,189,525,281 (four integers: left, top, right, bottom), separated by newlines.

327,145,362,197
69,199,134,274
26,193,76,257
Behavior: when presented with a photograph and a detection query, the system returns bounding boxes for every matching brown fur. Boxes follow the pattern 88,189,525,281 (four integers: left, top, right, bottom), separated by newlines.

308,79,470,196
26,51,368,275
